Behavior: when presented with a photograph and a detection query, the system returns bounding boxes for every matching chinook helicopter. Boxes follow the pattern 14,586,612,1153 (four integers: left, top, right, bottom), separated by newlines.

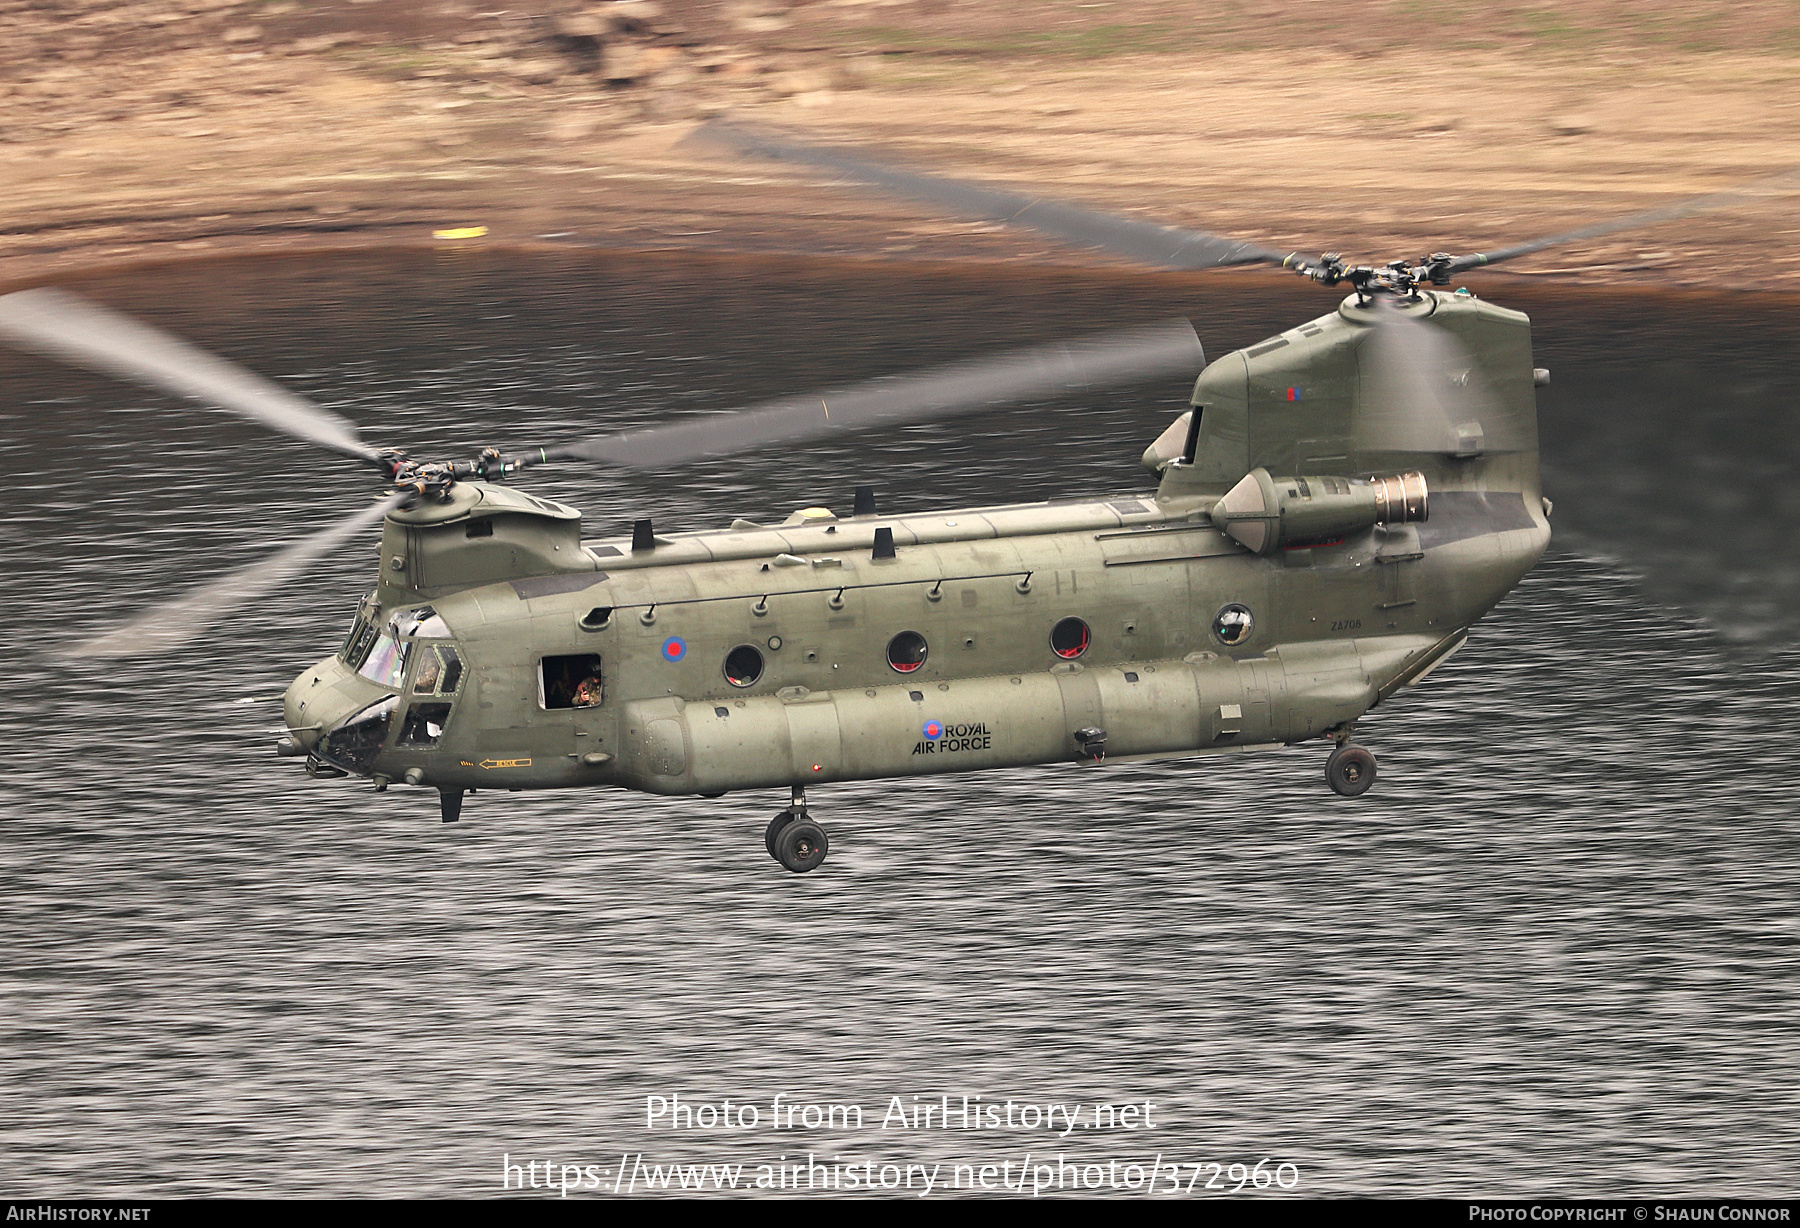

3,126,1794,873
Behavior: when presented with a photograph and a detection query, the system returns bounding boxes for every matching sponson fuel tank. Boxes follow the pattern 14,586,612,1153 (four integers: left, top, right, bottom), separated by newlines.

609,634,1457,796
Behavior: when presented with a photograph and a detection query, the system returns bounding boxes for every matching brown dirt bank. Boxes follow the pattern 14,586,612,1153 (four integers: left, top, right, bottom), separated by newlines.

4,1,1800,292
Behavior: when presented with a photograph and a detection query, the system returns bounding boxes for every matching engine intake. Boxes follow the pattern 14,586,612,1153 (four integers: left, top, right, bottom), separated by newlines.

1210,468,1427,555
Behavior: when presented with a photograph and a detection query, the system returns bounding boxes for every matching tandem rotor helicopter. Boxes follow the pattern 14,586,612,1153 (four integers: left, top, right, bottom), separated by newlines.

3,124,1794,872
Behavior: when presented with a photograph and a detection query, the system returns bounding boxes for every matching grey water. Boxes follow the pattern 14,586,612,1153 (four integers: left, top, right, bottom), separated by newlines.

0,251,1796,1198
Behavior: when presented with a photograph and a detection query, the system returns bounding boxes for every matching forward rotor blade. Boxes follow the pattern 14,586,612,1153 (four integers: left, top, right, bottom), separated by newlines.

62,494,404,660
1446,165,1800,274
0,288,379,463
538,319,1206,470
691,121,1297,272
1358,299,1524,454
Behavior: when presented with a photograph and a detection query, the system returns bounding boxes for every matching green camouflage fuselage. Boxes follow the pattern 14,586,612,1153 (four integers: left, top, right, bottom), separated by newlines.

285,290,1549,796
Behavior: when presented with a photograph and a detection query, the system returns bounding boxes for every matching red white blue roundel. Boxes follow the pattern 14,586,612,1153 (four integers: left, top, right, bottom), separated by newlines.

922,720,943,740
661,636,687,662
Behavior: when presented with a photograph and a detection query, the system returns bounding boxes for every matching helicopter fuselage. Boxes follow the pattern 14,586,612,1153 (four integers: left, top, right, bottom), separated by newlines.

285,289,1550,802
287,484,1545,797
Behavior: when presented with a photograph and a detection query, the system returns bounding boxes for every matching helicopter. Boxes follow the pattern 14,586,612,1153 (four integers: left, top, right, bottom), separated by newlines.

3,124,1794,873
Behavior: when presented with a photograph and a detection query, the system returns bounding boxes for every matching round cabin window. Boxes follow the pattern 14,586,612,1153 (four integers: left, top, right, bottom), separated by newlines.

1213,603,1255,646
886,631,929,673
1049,617,1091,660
723,644,765,687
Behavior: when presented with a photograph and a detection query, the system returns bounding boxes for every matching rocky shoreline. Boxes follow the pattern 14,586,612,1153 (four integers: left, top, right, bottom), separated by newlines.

6,0,1800,292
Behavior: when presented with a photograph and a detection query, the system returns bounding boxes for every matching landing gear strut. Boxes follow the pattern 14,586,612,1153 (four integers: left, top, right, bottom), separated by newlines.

766,784,830,873
1325,739,1378,797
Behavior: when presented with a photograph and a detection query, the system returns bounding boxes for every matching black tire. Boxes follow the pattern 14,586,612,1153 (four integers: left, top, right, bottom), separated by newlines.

775,820,829,873
1326,744,1377,797
765,809,798,860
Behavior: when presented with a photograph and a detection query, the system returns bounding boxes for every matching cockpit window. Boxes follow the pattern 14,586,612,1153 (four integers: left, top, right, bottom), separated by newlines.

317,695,398,774
392,606,451,638
358,635,409,687
410,645,464,696
439,648,463,694
339,613,369,661
343,607,450,679
397,643,463,748
414,648,442,694
397,702,453,747
340,614,376,669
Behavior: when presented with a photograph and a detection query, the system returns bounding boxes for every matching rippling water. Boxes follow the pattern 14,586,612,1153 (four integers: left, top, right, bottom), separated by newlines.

1,252,1796,1198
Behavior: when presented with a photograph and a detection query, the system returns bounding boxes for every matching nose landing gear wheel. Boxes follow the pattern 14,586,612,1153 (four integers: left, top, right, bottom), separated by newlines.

774,819,829,873
1326,744,1377,797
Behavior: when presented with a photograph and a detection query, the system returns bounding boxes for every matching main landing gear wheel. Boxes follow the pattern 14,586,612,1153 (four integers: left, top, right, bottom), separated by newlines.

1326,744,1378,797
775,820,829,873
766,809,798,860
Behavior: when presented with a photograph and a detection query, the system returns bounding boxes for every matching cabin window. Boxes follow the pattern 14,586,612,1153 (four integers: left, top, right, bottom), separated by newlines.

1213,603,1255,647
541,653,605,709
723,644,764,688
886,631,929,674
1050,617,1091,660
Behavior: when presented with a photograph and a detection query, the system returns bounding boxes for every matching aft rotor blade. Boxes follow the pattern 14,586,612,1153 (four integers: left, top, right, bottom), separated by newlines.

691,121,1298,272
537,319,1206,470
1359,298,1525,454
0,288,379,463
1446,165,1800,274
62,494,404,660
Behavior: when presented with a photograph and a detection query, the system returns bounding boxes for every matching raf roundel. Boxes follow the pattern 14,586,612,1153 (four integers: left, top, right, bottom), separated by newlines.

661,636,687,663
922,720,943,740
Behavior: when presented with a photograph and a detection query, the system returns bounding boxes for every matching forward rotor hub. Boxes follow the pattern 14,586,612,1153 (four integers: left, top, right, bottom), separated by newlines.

381,446,512,503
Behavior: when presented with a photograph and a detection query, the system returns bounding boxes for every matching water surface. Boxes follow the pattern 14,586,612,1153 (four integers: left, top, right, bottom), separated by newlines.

1,251,1795,1198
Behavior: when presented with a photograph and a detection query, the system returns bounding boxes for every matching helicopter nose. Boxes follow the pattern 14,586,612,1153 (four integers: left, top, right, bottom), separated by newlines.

283,655,363,752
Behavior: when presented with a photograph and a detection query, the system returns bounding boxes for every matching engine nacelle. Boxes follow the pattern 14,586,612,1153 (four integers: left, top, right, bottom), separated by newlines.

1210,468,1427,555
